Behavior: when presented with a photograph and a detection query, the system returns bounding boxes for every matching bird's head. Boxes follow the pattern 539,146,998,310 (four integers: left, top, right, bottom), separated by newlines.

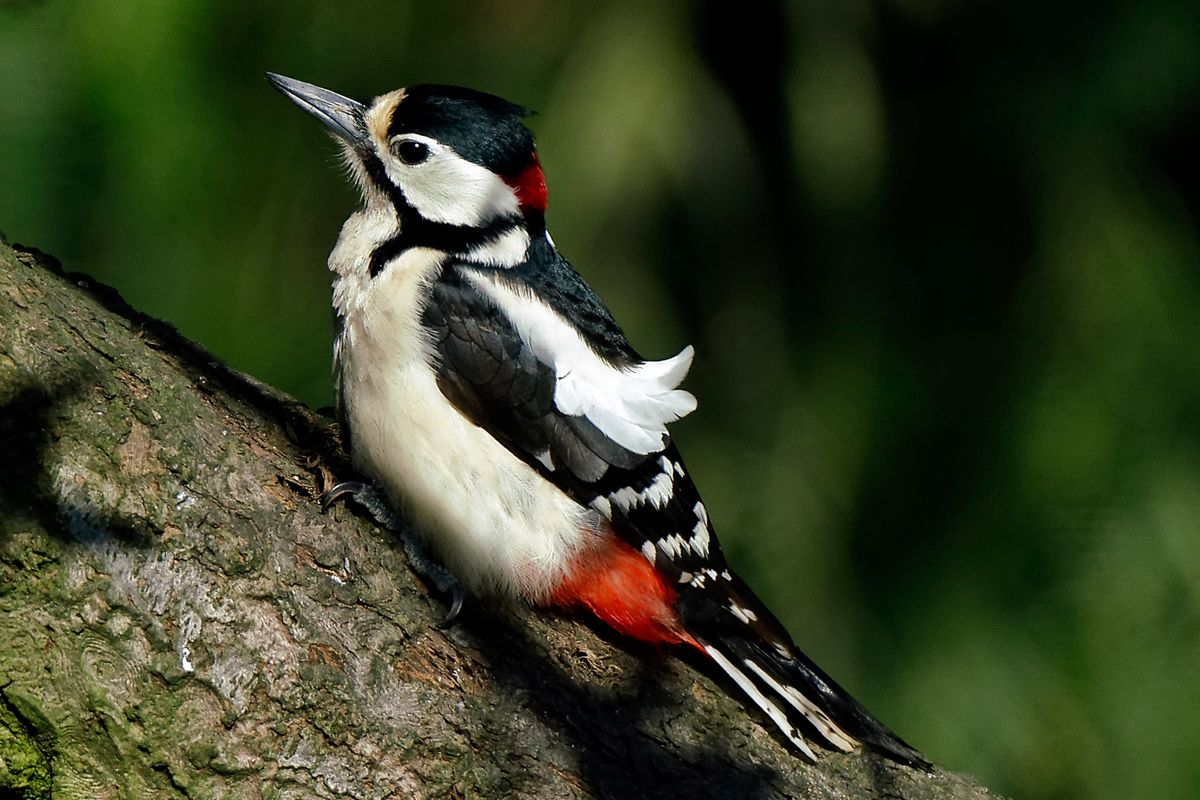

267,73,547,229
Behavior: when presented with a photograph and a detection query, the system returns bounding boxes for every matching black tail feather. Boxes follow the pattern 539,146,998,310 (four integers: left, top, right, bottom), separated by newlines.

717,631,928,768
677,571,929,769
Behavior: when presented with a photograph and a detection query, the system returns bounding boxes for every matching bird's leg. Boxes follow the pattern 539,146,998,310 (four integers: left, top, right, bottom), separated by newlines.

320,481,465,627
321,480,397,525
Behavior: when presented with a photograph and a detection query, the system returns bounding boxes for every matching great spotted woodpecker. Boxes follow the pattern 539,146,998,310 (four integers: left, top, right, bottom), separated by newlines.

267,72,926,768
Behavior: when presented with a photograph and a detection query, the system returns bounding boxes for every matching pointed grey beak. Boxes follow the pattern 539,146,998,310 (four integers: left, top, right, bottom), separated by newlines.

266,72,368,148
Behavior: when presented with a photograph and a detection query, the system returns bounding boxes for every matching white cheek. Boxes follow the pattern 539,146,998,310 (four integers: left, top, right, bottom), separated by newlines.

385,151,520,226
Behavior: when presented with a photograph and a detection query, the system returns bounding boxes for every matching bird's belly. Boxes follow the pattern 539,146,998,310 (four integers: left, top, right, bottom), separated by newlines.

336,253,594,600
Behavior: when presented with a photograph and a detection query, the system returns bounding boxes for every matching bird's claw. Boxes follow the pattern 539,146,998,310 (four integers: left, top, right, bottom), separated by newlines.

320,479,467,627
321,480,406,529
320,480,367,512
400,526,466,629
437,586,464,628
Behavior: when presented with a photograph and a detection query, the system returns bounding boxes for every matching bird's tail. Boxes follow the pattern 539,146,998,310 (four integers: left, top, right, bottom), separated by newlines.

678,572,928,768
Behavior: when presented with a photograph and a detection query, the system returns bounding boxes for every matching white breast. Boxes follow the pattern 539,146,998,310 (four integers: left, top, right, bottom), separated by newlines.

331,238,595,601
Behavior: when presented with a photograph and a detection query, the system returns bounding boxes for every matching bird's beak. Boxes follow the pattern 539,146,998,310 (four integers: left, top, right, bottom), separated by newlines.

266,72,368,149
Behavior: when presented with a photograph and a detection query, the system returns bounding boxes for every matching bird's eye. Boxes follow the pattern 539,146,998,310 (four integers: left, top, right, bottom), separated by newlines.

395,139,430,165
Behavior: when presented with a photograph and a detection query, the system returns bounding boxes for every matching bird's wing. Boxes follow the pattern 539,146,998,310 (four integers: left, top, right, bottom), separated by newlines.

422,260,696,487
423,259,731,583
422,259,926,767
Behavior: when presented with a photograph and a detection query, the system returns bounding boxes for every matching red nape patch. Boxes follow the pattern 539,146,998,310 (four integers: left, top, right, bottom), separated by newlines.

504,153,548,213
547,533,700,649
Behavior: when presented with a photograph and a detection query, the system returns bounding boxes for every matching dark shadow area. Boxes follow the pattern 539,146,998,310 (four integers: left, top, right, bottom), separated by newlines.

0,373,156,550
324,476,787,797
843,3,1038,602
0,379,79,536
457,604,784,800
1154,95,1200,234
321,464,793,797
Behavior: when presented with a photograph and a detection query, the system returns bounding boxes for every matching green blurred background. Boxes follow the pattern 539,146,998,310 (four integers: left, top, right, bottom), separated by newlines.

3,1,1199,797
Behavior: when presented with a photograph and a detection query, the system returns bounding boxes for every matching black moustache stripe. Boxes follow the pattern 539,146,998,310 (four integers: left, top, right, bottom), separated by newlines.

359,151,522,278
360,151,409,210
368,216,521,278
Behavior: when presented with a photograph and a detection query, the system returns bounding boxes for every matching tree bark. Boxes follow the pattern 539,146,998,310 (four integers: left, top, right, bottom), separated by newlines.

0,238,1000,800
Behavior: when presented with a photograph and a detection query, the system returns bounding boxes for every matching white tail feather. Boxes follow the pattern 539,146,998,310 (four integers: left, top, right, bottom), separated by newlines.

704,645,818,759
742,659,857,752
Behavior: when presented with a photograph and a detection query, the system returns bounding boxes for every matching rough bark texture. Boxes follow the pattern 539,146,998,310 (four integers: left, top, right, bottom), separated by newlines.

0,238,1001,800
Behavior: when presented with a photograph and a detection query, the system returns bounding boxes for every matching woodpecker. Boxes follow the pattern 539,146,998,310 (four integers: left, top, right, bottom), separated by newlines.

267,72,927,768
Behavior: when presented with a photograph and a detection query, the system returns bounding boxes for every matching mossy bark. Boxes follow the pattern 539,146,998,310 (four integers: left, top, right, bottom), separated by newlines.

0,239,1001,799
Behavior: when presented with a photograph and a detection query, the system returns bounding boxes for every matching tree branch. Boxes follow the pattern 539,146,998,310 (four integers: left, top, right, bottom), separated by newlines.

0,239,1000,799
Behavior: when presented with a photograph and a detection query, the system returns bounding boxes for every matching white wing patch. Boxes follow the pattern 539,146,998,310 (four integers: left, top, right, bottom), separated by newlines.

556,346,696,454
464,271,697,454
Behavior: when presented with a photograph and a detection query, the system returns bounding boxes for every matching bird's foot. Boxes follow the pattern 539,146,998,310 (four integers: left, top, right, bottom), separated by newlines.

320,480,465,627
321,481,403,527
399,531,464,628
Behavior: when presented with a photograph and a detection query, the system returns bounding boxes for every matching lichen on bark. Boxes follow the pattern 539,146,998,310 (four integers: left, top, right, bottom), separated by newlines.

0,240,1001,799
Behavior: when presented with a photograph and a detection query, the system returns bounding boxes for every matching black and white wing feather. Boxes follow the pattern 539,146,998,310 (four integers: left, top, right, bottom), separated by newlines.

422,257,695,484
421,253,925,767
